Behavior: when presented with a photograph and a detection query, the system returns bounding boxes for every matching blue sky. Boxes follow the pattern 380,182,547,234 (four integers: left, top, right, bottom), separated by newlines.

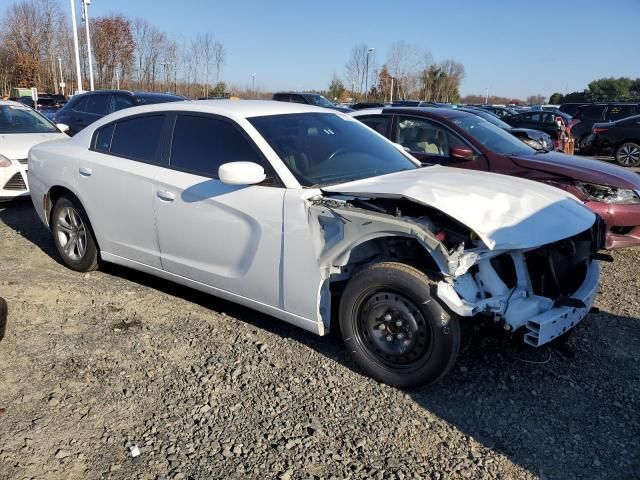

87,0,640,99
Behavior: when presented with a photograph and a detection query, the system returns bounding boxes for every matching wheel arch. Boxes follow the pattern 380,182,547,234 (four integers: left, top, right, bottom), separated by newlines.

47,186,101,254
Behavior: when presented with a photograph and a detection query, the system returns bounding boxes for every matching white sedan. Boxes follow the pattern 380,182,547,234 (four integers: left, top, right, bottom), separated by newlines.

29,100,603,387
0,100,68,201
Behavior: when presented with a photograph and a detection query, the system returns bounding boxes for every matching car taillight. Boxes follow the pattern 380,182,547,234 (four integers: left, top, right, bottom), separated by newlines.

593,127,608,134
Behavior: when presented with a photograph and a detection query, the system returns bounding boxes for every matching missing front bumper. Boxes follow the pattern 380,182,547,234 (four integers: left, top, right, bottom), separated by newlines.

524,261,600,347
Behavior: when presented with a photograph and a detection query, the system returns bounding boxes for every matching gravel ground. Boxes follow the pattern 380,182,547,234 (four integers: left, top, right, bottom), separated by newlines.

0,201,638,480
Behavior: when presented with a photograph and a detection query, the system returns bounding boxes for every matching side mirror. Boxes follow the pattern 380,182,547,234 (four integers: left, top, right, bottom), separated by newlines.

450,146,474,161
56,123,70,133
218,162,266,185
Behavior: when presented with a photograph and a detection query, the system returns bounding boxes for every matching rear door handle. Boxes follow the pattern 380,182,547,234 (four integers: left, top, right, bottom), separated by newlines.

79,167,92,177
157,190,175,202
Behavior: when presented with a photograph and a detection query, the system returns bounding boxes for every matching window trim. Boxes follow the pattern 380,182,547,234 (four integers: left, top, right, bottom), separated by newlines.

166,111,283,187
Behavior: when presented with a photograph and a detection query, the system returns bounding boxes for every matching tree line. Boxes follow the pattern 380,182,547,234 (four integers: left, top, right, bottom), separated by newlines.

549,77,640,104
328,41,466,103
0,0,228,98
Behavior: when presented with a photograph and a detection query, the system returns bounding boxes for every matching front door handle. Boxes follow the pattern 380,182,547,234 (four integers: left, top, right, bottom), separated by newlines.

157,190,175,202
79,167,92,177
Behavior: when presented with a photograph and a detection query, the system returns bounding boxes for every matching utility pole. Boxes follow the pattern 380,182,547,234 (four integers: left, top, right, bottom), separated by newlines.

252,73,256,99
57,57,65,96
81,0,95,91
390,77,394,104
70,0,83,93
485,87,490,105
365,47,374,102
160,62,171,92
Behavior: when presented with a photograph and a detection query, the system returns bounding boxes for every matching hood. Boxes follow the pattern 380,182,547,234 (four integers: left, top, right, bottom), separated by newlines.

322,165,595,250
0,133,67,160
511,151,640,189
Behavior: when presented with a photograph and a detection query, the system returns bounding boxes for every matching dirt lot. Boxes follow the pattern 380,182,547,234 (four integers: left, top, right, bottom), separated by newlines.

0,200,638,480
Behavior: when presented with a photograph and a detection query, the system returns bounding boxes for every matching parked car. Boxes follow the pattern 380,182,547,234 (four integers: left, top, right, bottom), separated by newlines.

582,115,640,167
272,92,353,112
456,107,554,151
12,94,65,120
569,103,640,149
29,100,603,387
559,103,589,116
350,102,388,110
503,110,573,144
350,107,640,249
0,100,69,201
480,105,519,118
529,104,561,112
53,90,185,135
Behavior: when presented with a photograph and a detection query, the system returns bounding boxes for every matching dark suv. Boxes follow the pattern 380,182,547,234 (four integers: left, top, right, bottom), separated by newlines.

570,103,640,149
53,90,185,135
272,92,353,112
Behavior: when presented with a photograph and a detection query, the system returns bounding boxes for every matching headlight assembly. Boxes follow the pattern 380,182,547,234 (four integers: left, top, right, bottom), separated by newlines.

576,181,640,204
0,154,13,168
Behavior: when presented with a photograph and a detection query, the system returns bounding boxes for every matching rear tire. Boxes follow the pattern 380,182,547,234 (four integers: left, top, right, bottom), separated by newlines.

614,142,640,167
51,195,99,272
339,262,460,388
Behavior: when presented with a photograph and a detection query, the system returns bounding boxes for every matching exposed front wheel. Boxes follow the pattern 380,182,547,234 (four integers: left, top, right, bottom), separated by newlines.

339,262,460,388
615,142,640,167
51,195,99,272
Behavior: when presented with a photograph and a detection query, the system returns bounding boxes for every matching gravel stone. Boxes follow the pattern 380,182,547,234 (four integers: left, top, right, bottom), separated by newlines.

0,203,638,480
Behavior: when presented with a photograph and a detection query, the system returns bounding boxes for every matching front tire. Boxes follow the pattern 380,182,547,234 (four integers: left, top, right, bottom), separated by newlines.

339,262,460,388
51,195,99,272
615,142,640,167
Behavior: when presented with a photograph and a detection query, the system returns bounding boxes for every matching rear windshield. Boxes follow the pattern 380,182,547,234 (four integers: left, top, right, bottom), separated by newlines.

0,105,58,134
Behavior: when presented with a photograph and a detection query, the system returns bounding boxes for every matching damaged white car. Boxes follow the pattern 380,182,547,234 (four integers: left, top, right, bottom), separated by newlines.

28,101,604,387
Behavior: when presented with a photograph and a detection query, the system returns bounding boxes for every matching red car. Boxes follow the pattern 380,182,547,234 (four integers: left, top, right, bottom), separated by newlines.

351,107,640,249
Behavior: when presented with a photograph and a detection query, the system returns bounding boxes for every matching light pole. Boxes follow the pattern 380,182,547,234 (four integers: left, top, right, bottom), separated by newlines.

81,0,95,91
58,57,65,96
70,0,82,93
160,62,171,92
365,47,374,102
252,73,256,99
485,87,490,105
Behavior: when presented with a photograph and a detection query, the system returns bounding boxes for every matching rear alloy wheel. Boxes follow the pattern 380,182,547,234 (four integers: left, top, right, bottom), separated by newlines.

51,195,99,272
340,262,460,388
615,142,640,167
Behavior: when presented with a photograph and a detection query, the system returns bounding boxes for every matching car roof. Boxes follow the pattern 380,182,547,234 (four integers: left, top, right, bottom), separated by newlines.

70,90,184,99
348,108,384,116
0,100,29,107
381,106,468,119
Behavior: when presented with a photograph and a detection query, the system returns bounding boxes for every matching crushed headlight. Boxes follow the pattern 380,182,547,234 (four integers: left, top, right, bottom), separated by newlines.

0,154,13,168
576,182,640,204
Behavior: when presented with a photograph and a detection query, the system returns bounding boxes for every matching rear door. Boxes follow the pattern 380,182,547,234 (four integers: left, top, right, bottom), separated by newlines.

152,112,285,307
394,115,488,169
606,104,635,122
75,114,168,268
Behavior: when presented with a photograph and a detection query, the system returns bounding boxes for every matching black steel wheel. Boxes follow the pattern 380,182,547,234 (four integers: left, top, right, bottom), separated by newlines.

340,262,460,388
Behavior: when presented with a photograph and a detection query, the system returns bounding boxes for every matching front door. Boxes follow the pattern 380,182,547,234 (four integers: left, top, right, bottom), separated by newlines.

153,113,285,308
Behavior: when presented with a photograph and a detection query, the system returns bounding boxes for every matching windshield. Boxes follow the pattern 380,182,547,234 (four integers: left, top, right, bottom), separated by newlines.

453,114,536,156
249,112,418,186
310,95,335,108
0,105,58,134
463,109,512,129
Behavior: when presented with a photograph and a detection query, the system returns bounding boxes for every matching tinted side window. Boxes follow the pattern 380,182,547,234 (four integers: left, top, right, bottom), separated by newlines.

170,115,262,177
290,95,308,104
357,115,392,137
273,94,290,102
112,95,135,112
607,105,634,121
93,123,115,152
85,95,110,115
110,115,165,163
577,105,605,120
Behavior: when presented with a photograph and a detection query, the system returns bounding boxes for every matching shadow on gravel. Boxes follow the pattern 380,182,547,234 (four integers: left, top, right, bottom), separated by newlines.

0,202,59,260
2,202,639,479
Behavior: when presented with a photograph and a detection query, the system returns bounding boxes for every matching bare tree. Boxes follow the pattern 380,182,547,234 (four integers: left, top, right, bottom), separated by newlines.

345,44,376,100
213,40,225,83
